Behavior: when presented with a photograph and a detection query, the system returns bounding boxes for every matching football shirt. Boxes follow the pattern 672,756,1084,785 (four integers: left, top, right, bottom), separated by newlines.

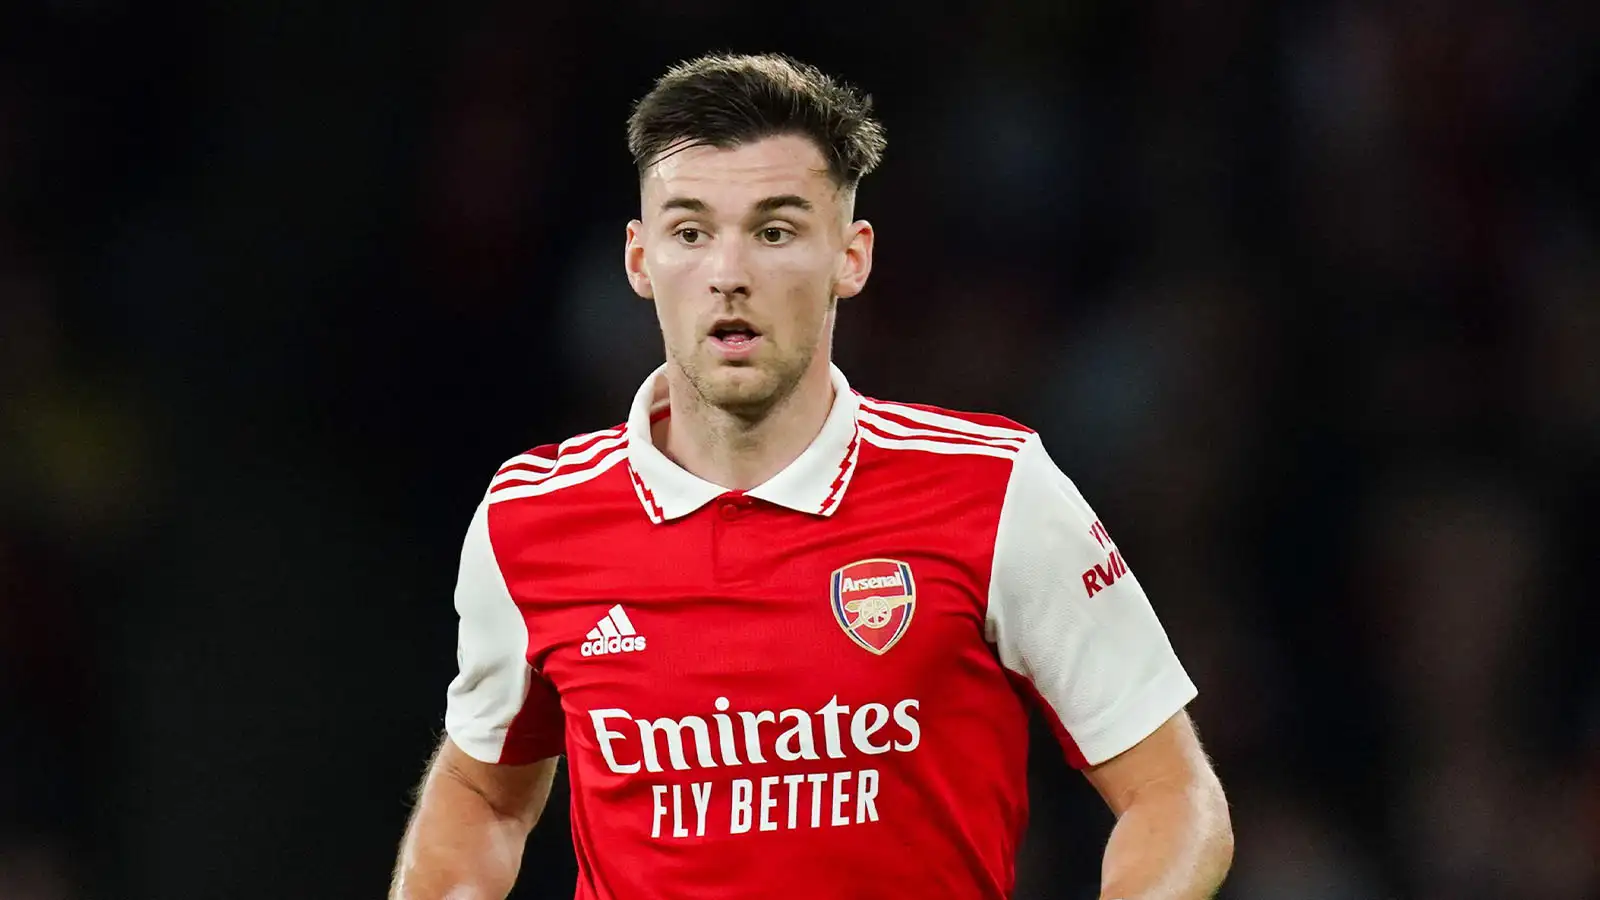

443,363,1197,899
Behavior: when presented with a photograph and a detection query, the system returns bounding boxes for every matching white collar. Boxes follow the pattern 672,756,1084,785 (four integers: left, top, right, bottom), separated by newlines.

625,363,862,523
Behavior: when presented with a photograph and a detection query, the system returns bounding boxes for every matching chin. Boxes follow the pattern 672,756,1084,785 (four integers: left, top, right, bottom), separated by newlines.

701,366,781,411
675,348,810,417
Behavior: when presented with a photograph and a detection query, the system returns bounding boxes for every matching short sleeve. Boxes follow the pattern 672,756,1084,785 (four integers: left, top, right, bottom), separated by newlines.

443,499,565,764
985,434,1197,768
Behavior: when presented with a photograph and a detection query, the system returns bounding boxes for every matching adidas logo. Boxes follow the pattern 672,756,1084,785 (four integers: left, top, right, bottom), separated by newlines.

580,604,647,657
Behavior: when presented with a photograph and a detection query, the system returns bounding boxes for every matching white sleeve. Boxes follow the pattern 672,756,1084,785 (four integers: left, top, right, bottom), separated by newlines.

986,433,1197,767
443,499,552,764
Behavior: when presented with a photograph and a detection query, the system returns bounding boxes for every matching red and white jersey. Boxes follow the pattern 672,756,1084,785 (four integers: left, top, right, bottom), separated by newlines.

443,363,1197,900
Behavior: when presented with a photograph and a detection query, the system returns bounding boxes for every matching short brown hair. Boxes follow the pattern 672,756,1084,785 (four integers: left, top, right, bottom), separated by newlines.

626,52,887,191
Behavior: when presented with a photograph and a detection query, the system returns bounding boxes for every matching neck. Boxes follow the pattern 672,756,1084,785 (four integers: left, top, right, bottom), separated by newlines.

660,361,835,492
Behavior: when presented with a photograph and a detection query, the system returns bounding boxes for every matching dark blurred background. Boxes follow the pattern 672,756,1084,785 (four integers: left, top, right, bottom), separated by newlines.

2,2,1597,898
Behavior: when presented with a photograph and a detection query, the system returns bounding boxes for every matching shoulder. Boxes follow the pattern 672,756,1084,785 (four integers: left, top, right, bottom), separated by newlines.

851,393,1084,511
853,392,1039,462
482,422,631,507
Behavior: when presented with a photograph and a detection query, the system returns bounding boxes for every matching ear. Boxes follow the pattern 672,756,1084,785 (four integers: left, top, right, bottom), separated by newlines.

624,219,653,300
834,219,874,300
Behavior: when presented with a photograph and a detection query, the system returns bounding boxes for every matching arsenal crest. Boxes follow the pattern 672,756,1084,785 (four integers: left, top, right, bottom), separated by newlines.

830,558,917,655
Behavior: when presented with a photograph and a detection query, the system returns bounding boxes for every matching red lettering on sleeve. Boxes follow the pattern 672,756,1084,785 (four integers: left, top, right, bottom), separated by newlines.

1093,561,1117,588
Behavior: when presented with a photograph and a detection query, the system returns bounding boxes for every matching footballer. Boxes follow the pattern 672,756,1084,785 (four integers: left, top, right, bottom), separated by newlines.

390,52,1234,900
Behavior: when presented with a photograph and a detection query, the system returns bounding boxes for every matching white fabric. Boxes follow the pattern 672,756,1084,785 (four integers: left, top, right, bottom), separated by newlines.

986,434,1197,765
625,362,861,520
443,499,532,763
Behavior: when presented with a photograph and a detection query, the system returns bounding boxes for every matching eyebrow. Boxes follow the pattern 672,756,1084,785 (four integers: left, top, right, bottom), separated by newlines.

658,194,815,216
659,196,710,214
753,194,813,215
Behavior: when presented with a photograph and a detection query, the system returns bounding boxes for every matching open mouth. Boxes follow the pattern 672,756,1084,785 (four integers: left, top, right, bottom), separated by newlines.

709,318,762,352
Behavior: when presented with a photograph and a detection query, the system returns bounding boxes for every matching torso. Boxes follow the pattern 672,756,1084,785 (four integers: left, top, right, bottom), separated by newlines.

489,425,1034,899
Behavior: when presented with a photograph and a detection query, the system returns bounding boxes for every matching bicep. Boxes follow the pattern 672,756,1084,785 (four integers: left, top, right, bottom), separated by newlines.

433,735,561,829
1082,709,1216,817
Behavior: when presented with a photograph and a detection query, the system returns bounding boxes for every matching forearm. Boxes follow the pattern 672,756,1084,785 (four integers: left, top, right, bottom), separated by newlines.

389,763,535,900
1099,781,1233,900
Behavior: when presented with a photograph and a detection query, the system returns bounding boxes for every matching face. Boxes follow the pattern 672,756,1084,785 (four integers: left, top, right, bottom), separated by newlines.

625,133,873,419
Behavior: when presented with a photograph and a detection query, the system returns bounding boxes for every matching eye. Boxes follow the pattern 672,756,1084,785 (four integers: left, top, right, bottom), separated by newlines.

676,227,703,245
759,227,792,245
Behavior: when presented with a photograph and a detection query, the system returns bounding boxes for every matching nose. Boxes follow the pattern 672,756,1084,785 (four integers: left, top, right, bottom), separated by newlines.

706,236,750,298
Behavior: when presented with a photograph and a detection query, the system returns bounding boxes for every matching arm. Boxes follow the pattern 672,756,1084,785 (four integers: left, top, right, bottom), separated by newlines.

392,492,567,898
1084,711,1233,900
390,738,559,900
984,434,1231,897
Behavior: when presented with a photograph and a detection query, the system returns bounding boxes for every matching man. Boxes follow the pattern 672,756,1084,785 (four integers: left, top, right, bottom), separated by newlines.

391,53,1233,900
